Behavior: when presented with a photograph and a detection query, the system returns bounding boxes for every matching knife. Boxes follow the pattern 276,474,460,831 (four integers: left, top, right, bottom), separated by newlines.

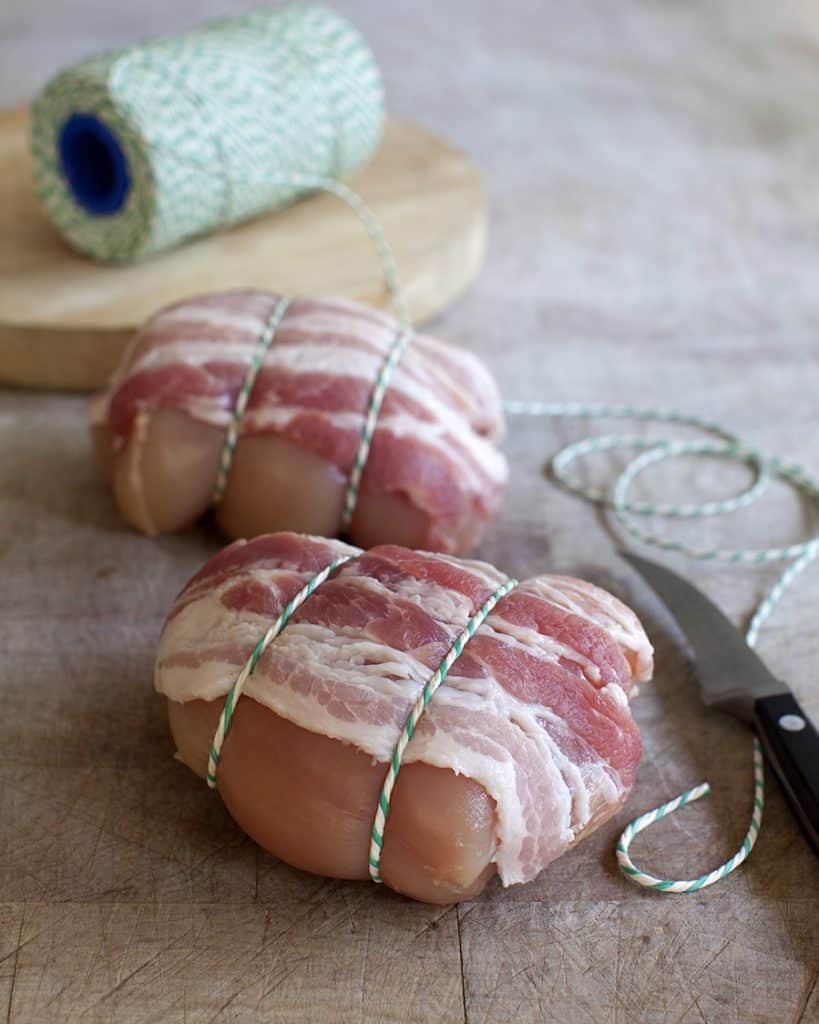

621,550,819,856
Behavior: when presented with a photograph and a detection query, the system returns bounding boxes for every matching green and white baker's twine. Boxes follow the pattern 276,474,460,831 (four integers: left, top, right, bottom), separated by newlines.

506,400,819,892
207,555,353,787
615,739,766,892
212,296,291,504
154,153,813,889
340,323,414,531
368,578,518,882
257,175,414,532
30,5,385,262
209,173,414,524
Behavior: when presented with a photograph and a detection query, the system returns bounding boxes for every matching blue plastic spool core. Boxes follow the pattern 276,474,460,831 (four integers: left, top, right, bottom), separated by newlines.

58,113,131,216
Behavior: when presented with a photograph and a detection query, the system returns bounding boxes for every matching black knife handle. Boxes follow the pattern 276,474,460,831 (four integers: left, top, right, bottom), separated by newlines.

754,692,819,855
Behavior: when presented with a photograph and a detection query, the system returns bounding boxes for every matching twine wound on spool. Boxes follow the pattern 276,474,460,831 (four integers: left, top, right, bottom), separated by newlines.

30,5,385,262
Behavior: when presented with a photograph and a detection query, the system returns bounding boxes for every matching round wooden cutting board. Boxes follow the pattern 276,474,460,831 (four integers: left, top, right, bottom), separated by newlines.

0,106,485,391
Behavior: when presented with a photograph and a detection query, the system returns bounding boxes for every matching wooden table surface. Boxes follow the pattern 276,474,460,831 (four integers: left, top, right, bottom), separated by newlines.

2,2,819,1022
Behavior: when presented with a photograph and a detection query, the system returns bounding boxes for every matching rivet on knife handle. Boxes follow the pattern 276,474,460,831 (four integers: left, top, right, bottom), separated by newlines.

753,692,819,855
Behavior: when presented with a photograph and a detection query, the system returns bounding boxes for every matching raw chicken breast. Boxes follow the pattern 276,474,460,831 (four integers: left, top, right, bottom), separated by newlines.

156,532,653,904
91,291,508,555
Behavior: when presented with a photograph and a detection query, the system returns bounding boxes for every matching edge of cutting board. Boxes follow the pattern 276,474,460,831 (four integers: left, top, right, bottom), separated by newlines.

0,106,486,391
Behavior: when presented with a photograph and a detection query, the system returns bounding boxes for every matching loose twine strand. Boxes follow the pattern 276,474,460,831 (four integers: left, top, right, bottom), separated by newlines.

204,183,819,893
210,175,413,529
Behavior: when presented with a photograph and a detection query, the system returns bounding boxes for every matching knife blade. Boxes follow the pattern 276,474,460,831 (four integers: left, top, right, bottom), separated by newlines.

621,550,819,856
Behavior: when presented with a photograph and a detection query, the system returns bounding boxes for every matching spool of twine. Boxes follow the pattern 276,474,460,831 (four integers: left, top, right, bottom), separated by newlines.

29,4,385,263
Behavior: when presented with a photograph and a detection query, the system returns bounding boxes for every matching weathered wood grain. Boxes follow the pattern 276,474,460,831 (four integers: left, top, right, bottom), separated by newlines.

2,0,819,1021
7,900,464,1023
460,895,817,1024
0,905,25,1018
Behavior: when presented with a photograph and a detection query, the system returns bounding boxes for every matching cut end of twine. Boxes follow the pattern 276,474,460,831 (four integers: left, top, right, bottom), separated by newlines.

616,738,764,894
